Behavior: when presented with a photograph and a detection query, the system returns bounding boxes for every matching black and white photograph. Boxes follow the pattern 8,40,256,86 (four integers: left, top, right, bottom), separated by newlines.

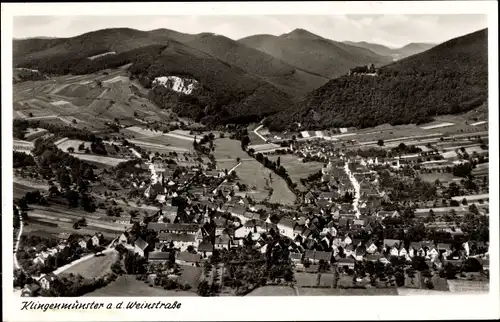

2,1,499,321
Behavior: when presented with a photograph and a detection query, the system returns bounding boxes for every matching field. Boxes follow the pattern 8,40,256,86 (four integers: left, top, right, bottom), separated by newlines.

419,172,457,184
85,275,197,296
69,153,128,167
246,285,296,296
62,251,119,279
214,138,296,204
13,68,173,131
129,134,195,152
297,287,398,296
22,203,131,240
446,280,489,293
176,264,203,289
56,139,92,152
13,180,49,198
268,154,324,191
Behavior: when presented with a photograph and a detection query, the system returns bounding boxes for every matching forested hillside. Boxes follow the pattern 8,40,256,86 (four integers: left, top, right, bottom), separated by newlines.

265,28,488,131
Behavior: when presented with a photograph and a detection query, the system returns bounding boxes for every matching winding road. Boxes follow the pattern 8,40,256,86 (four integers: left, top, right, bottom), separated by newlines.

344,162,361,219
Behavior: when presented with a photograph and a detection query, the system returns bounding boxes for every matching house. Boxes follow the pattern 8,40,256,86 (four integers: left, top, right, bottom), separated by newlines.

336,258,355,270
304,250,332,264
277,217,296,239
437,243,452,255
352,219,365,227
365,242,379,254
39,273,57,290
399,245,409,259
134,238,149,257
377,210,400,218
389,245,400,257
78,239,87,249
21,284,41,297
148,251,172,263
175,252,202,265
426,244,439,259
164,223,200,234
344,244,354,257
33,257,45,265
90,235,100,247
158,233,200,251
214,236,235,250
409,242,426,258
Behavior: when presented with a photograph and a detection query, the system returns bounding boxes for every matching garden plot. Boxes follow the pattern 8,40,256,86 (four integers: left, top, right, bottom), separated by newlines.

85,275,197,297
268,155,323,191
127,139,190,153
56,139,92,152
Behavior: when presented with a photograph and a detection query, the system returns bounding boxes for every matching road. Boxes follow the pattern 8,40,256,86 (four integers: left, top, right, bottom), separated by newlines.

253,124,267,142
13,206,23,271
344,162,361,219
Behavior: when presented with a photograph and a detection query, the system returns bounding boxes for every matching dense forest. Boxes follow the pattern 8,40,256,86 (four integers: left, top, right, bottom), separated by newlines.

265,29,488,130
132,42,294,126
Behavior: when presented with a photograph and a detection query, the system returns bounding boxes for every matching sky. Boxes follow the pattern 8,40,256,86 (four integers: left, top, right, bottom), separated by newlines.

13,14,487,48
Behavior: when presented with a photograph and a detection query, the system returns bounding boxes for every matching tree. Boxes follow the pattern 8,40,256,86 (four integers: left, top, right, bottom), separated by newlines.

197,280,212,297
377,140,384,147
444,263,457,279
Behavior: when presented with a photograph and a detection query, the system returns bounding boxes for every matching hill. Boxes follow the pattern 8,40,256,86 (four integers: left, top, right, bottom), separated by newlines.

265,28,488,131
127,41,295,126
396,42,436,58
12,28,314,127
343,41,435,60
238,28,393,79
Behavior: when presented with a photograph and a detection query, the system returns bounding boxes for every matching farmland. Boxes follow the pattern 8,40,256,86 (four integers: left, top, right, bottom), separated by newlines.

297,287,398,296
214,138,296,204
13,67,175,132
68,153,129,167
268,154,324,191
85,275,197,297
